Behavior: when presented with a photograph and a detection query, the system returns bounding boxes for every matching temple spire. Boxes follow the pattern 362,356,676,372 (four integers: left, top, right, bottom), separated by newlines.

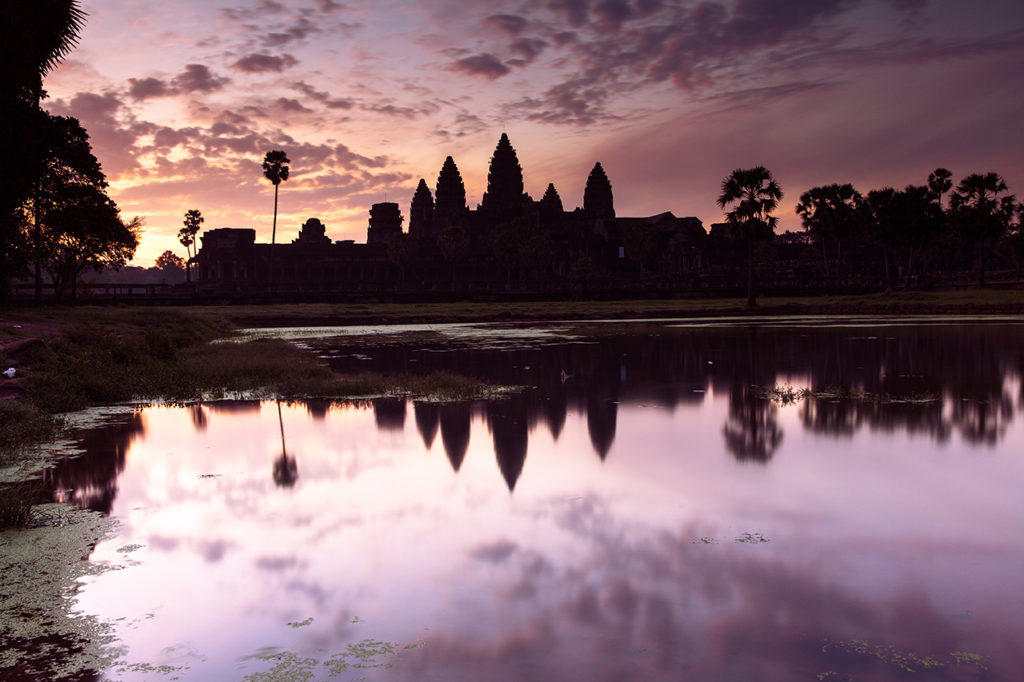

540,183,563,214
481,133,524,217
409,178,434,241
584,162,615,220
434,156,466,229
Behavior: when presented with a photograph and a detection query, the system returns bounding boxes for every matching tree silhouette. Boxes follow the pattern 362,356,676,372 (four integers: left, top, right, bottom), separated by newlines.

949,172,1016,287
723,384,783,462
0,2,87,305
155,249,185,276
30,113,105,302
895,184,942,289
864,187,900,290
41,183,141,300
927,168,953,210
25,114,139,300
273,400,297,487
178,208,203,282
795,183,863,280
0,1,86,91
717,166,782,307
262,150,289,282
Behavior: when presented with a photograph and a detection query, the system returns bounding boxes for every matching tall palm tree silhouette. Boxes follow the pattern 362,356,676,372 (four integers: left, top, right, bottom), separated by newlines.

717,166,782,308
927,167,953,210
262,150,289,284
179,209,202,282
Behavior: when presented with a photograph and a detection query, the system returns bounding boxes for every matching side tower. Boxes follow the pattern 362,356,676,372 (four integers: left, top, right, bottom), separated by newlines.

409,178,435,242
434,156,467,230
367,202,403,245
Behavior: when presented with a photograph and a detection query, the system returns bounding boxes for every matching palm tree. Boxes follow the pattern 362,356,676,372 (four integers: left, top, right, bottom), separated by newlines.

717,166,782,307
927,168,953,210
795,183,863,281
1,1,87,92
262,150,289,283
179,208,203,282
949,172,1016,287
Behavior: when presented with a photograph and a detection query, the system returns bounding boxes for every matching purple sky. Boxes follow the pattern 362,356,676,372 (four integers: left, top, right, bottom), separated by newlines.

44,0,1024,265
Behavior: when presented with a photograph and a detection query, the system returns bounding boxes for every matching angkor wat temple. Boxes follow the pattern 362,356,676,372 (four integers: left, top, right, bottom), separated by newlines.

195,133,720,297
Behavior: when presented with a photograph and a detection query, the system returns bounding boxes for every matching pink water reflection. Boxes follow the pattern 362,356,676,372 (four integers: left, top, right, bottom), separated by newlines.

66,387,1024,681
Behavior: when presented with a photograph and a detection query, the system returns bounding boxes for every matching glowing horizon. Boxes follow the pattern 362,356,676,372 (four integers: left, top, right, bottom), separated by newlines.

42,0,1024,266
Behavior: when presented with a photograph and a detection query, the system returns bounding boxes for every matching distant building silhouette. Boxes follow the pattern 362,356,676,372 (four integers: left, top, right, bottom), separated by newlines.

293,217,331,247
194,132,714,295
367,202,402,246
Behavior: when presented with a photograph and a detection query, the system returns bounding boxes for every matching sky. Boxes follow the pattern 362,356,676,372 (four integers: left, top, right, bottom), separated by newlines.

42,0,1024,266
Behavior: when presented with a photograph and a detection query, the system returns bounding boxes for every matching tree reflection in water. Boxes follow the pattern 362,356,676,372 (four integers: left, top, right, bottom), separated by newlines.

723,384,782,462
44,410,144,513
272,400,297,488
44,322,1024,510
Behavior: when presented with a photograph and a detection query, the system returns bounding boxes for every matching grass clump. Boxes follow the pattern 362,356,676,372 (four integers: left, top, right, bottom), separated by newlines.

0,482,41,529
0,402,63,463
398,371,503,402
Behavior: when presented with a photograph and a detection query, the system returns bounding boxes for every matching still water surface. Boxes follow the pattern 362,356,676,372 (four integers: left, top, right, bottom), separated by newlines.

50,319,1024,680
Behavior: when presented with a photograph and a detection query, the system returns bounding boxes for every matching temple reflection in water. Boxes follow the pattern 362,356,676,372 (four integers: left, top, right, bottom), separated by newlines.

46,320,1024,504
40,320,1024,682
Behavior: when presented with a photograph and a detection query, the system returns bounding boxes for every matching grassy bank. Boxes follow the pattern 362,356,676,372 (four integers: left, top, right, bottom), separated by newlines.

190,289,1024,327
0,306,509,505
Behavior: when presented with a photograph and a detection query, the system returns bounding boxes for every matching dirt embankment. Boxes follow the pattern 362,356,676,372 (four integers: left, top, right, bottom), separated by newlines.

0,322,60,401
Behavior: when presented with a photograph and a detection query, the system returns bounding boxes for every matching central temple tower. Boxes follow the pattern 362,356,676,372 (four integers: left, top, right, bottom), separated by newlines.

480,133,525,219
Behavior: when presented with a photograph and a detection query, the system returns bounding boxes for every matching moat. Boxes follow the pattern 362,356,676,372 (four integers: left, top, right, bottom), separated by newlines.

39,318,1024,680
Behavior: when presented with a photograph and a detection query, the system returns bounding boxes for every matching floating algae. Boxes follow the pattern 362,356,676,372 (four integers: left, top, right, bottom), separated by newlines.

0,504,120,680
238,638,421,681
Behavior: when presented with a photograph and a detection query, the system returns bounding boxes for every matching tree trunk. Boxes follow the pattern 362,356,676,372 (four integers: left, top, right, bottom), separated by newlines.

272,183,279,246
33,196,42,305
883,245,892,292
33,85,43,307
746,245,756,308
904,245,914,290
269,183,279,288
976,243,986,288
820,237,830,279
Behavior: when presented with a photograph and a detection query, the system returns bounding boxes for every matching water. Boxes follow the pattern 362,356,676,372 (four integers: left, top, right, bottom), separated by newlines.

45,319,1024,680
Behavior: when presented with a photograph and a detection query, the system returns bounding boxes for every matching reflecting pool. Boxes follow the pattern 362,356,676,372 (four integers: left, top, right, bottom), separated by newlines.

47,318,1024,680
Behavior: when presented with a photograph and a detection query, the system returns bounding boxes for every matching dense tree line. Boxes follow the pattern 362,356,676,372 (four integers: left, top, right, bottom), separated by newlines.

794,168,1022,292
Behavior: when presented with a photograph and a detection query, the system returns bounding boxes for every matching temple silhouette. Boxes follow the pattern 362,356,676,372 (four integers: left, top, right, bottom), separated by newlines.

194,133,708,295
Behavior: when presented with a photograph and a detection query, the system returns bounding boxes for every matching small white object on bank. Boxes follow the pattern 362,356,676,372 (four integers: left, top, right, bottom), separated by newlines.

3,367,15,378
